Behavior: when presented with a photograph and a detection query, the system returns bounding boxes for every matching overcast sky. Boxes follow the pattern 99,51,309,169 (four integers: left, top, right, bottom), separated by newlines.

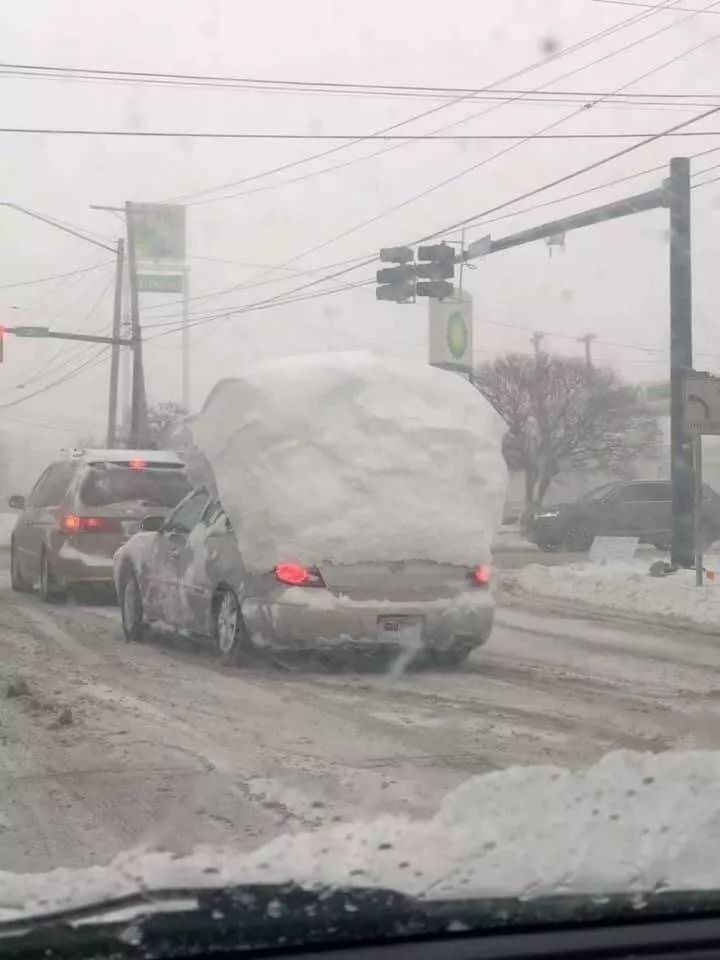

1,0,720,474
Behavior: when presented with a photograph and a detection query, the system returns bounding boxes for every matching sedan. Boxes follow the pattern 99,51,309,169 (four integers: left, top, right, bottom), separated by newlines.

113,488,495,666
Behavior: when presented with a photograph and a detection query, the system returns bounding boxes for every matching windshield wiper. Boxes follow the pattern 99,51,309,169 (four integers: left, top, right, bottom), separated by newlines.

6,885,720,957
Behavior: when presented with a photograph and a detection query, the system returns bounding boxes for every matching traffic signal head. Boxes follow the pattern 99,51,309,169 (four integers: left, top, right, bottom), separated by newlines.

417,243,456,264
379,246,414,264
376,265,415,285
376,280,415,302
416,280,454,299
414,261,454,280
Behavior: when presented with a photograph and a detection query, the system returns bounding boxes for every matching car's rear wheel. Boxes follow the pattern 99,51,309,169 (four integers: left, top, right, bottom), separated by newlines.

213,589,247,665
120,571,147,642
10,540,32,593
39,550,67,604
563,522,594,552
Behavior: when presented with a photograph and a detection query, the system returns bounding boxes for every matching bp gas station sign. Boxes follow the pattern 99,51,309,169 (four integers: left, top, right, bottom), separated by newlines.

428,290,473,373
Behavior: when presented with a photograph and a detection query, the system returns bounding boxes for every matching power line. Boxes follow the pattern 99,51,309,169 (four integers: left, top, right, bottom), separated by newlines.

0,346,109,410
0,258,112,289
593,0,720,11
167,0,676,205
8,126,720,140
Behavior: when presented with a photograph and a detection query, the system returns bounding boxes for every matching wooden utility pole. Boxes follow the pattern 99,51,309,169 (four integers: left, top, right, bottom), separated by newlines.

125,202,148,448
579,333,597,368
106,238,125,447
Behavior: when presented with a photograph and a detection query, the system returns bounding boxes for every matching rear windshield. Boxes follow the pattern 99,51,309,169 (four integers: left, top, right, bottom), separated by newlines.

79,466,192,508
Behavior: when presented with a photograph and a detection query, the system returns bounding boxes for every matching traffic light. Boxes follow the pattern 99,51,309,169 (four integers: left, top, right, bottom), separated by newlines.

415,243,456,300
376,247,416,302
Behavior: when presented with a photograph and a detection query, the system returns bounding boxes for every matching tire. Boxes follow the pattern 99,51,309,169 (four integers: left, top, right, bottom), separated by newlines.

434,646,472,668
39,550,67,604
563,522,594,553
120,571,147,642
10,540,32,593
213,589,247,665
538,542,561,553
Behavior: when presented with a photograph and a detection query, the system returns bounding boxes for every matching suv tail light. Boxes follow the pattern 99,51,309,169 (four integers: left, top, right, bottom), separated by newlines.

60,514,122,534
273,563,325,587
470,564,491,586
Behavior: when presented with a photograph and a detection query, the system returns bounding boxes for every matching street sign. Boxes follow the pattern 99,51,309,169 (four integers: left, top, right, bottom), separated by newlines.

137,273,183,294
428,290,473,373
129,203,186,261
589,536,638,563
11,326,50,337
685,373,720,434
466,234,491,259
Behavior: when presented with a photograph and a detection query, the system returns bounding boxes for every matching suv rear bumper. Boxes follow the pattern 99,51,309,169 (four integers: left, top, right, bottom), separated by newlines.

53,542,116,584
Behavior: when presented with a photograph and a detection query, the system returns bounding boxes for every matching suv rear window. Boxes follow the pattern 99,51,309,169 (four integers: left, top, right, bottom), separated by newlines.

79,465,192,508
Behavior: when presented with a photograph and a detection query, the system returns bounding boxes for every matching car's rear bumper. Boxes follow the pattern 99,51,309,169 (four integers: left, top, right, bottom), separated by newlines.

241,588,495,653
53,542,116,584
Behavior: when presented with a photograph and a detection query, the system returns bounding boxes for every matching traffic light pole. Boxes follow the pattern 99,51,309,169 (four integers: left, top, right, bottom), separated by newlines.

107,237,125,447
458,157,693,566
125,201,148,449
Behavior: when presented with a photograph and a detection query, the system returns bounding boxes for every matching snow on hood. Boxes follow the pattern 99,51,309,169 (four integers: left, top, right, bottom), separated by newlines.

186,353,507,569
4,750,720,920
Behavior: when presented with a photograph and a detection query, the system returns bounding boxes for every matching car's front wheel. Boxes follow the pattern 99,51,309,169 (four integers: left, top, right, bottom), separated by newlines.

213,589,247,665
563,521,594,552
39,550,67,603
120,571,147,642
10,540,32,593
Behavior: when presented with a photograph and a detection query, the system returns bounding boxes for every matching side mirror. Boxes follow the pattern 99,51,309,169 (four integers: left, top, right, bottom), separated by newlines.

140,515,165,533
8,495,25,510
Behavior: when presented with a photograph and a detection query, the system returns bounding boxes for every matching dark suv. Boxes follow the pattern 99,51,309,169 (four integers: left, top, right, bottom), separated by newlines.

526,479,720,553
9,449,191,601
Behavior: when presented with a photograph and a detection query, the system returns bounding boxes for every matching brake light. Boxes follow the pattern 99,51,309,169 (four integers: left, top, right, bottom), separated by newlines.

60,514,122,534
128,458,147,470
471,564,491,586
274,563,324,587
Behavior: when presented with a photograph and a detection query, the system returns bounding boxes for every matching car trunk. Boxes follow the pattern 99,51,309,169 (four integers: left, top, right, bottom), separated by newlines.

316,560,477,602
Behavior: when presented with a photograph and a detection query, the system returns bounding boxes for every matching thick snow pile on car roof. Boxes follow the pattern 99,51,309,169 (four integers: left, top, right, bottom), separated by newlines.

187,352,507,568
3,749,720,918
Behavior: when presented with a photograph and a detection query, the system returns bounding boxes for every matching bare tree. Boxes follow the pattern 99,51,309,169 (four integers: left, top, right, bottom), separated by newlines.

146,401,187,449
472,353,659,508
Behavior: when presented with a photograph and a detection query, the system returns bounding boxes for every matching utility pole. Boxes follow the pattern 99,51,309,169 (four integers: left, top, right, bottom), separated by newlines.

668,157,694,569
579,333,597,368
106,238,125,446
181,265,190,412
531,331,544,359
125,201,148,448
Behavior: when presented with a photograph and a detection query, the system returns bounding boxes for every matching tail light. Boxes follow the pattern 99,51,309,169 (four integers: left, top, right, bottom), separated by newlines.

60,514,122,534
274,563,325,587
470,564,491,586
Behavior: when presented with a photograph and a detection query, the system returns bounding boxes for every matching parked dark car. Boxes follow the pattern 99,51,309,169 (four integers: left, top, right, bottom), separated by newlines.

526,479,720,553
9,449,192,601
113,488,495,666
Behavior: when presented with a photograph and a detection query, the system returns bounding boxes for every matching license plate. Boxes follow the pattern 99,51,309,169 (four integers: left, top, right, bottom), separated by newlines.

378,616,423,646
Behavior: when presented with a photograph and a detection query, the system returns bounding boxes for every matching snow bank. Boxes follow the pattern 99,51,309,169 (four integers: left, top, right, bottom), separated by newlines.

0,512,16,548
510,560,720,627
188,353,507,568
4,750,720,917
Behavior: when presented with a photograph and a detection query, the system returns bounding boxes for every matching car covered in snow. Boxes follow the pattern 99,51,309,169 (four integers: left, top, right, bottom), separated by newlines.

113,353,508,665
8,449,192,600
113,486,496,664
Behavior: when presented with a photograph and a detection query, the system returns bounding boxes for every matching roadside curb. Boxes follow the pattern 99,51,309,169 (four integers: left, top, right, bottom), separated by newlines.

496,579,720,640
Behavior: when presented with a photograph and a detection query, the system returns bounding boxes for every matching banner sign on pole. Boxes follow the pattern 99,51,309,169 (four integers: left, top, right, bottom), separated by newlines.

428,289,473,373
130,203,186,261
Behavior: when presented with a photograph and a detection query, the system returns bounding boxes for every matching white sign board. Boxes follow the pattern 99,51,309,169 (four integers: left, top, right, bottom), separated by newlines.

129,203,186,261
685,374,720,435
428,290,473,373
589,536,639,563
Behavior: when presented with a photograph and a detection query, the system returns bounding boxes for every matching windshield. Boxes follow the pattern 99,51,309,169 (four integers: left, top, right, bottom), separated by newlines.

79,466,191,508
2,0,720,945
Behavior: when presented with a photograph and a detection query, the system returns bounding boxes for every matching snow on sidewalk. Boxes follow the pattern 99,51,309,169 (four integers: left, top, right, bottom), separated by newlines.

507,559,720,629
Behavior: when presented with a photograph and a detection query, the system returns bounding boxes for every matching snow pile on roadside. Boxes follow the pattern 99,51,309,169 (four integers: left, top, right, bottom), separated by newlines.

188,353,507,569
3,750,720,918
509,560,720,626
0,512,16,548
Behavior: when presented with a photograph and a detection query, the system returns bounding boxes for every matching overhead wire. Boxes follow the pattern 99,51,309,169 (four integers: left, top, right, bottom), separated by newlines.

166,0,679,205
